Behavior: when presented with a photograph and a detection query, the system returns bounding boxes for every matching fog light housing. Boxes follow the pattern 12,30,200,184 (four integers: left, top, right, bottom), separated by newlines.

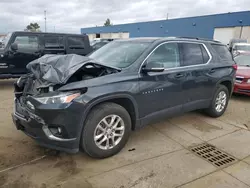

42,125,76,141
49,126,63,137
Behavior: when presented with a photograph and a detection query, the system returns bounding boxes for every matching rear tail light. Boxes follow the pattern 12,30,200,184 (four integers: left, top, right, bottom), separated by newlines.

232,64,238,70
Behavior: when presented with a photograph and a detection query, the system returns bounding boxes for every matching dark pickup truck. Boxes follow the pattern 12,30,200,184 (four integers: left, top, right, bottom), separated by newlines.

0,31,92,79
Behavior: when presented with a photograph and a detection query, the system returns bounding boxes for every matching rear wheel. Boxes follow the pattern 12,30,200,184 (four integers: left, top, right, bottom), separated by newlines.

81,103,131,158
205,85,229,117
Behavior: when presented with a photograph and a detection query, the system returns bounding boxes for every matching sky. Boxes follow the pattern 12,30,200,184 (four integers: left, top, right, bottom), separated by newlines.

0,0,250,34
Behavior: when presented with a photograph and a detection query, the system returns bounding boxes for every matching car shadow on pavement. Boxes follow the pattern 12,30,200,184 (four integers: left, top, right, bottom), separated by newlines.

231,93,250,102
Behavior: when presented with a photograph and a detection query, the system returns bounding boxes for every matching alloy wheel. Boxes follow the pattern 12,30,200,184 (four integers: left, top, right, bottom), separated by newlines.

94,114,125,150
215,91,227,113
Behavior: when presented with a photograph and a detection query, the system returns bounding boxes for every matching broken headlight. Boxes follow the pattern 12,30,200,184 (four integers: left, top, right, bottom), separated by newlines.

34,92,80,104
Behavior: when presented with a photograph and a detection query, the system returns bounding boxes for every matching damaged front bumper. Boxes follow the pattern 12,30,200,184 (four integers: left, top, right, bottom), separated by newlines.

12,97,85,153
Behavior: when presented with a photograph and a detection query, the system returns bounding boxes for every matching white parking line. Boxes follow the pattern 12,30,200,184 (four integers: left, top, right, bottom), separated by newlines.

0,155,46,174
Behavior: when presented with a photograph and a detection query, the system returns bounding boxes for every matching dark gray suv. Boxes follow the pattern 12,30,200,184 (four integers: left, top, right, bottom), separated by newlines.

12,37,236,158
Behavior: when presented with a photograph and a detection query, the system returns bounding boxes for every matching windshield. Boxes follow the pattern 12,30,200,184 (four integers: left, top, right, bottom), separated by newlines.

234,45,250,51
234,55,250,66
90,40,99,46
88,41,150,68
92,41,109,50
0,33,12,49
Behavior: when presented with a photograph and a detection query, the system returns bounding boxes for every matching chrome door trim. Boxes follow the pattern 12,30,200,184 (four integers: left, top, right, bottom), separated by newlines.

139,41,213,73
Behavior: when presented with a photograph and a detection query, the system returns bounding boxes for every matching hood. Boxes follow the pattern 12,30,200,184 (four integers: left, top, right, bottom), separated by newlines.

236,66,250,78
58,72,135,91
26,54,120,87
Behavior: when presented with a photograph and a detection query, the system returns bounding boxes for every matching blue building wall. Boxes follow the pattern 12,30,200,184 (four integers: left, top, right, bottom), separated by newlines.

81,11,250,38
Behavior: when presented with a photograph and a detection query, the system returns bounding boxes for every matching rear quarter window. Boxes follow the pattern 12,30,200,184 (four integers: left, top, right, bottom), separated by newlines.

211,44,232,61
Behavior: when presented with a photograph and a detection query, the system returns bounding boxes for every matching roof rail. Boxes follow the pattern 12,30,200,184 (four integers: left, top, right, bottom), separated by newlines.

177,37,221,43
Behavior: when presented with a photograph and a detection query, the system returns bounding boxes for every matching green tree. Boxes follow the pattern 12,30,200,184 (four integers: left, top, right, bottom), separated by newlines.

104,18,112,26
25,23,41,32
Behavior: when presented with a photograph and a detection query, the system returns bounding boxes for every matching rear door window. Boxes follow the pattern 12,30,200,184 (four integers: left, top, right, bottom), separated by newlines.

211,44,232,61
44,35,64,49
180,43,205,66
201,45,210,63
68,37,85,49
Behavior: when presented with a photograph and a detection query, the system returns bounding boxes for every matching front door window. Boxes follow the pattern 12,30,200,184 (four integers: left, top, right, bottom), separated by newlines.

147,43,180,69
14,36,39,52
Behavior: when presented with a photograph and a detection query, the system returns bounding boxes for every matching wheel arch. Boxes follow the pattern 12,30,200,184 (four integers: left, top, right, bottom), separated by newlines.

217,78,233,95
82,94,139,131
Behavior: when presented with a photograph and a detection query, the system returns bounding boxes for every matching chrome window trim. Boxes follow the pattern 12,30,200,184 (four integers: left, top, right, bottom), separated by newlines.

139,41,213,73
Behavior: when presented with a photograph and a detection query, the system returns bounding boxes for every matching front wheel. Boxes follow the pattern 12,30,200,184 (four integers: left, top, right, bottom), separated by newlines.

205,85,229,117
81,103,131,158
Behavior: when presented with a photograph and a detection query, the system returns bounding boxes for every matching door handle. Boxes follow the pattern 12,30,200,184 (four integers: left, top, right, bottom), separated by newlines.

175,73,185,78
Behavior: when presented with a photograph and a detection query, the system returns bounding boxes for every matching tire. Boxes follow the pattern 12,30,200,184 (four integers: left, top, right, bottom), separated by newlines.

205,84,229,117
81,102,131,158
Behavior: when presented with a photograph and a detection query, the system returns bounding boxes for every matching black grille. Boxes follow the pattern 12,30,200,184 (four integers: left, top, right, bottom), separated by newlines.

190,144,237,168
235,77,244,83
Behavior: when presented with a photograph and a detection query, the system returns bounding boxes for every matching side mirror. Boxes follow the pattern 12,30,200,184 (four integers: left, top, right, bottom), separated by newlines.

142,62,165,73
11,43,18,51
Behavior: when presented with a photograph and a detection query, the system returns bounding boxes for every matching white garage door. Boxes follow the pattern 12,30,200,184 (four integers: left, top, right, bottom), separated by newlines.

119,32,129,38
111,33,120,38
213,27,234,45
111,32,130,39
100,33,112,39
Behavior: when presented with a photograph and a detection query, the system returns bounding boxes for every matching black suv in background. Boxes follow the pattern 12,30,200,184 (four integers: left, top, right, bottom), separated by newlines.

0,31,91,78
12,37,236,158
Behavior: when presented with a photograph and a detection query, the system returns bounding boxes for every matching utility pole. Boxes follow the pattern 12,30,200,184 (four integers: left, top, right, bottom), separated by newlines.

54,26,55,32
44,10,47,32
239,20,243,39
166,13,169,20
239,26,243,39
